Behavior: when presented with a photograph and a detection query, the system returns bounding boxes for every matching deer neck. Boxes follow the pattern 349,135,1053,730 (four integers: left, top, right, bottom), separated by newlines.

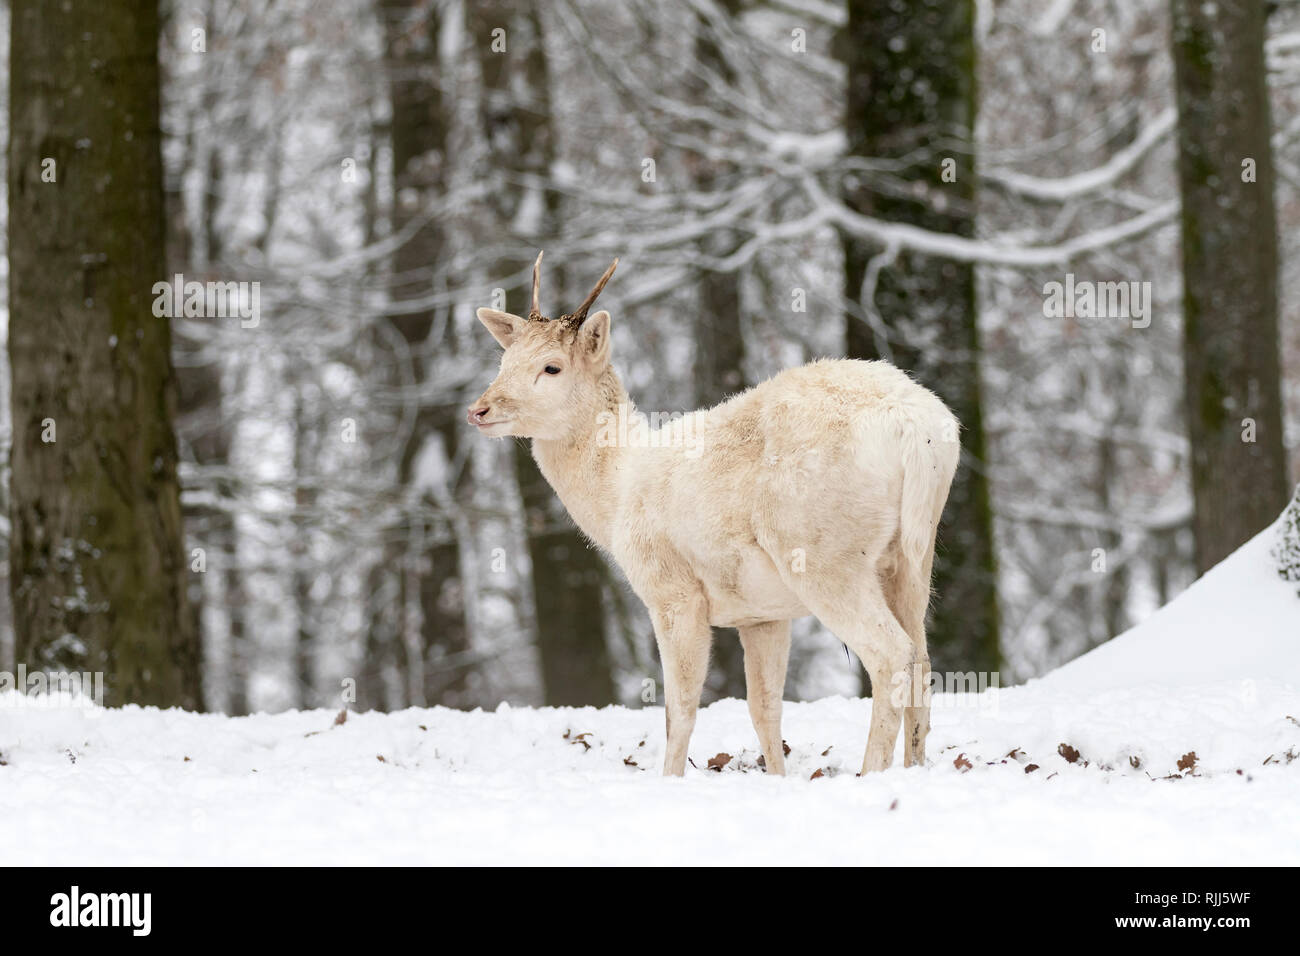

530,366,630,551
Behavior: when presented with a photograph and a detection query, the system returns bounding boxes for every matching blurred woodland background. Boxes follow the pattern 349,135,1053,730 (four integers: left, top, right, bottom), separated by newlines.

1,0,1297,713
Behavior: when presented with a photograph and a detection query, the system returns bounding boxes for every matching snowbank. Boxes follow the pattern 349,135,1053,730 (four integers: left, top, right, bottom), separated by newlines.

1038,515,1300,692
0,511,1297,866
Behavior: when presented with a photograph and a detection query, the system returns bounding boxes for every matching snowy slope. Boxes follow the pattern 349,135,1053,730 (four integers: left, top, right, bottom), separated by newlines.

1038,519,1300,691
1,517,1297,866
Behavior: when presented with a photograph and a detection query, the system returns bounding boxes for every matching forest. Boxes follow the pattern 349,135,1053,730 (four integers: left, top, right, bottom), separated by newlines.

1,0,1297,716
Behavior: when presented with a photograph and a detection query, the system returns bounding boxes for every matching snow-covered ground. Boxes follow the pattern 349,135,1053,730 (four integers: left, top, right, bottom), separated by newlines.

2,515,1298,865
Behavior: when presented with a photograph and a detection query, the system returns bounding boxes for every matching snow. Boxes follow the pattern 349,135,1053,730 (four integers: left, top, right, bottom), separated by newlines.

1,517,1298,865
1038,510,1300,691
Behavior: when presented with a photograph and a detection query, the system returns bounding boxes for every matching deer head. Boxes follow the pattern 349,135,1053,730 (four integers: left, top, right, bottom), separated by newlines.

468,252,619,440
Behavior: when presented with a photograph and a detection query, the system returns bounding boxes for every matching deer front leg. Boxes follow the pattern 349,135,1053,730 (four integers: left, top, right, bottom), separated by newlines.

651,595,711,777
739,621,791,775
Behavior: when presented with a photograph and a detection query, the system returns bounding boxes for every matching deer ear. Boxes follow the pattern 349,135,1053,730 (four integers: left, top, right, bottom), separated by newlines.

476,308,523,348
577,310,611,365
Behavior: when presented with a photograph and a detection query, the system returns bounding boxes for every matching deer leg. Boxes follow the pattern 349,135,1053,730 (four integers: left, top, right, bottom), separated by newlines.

901,656,931,768
841,590,914,774
855,592,915,774
652,595,711,777
779,569,912,774
738,621,792,775
883,561,934,768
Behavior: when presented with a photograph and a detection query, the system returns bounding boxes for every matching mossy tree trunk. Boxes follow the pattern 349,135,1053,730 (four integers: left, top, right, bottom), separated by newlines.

7,0,199,707
1170,0,1290,572
839,0,999,676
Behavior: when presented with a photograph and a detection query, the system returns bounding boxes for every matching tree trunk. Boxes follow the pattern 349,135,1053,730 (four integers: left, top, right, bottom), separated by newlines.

1170,0,1290,572
7,0,198,707
689,0,748,412
170,82,245,713
688,0,749,703
471,0,617,707
513,451,616,706
292,389,317,707
840,0,999,676
369,0,471,708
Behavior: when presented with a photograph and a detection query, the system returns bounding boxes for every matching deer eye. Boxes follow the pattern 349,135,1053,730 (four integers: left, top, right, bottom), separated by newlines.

543,364,562,375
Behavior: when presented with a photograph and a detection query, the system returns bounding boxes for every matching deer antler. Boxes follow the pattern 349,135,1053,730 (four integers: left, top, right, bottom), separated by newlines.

565,258,619,327
528,250,544,322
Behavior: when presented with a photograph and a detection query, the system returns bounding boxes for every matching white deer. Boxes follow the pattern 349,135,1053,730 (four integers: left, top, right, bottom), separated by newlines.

469,254,960,775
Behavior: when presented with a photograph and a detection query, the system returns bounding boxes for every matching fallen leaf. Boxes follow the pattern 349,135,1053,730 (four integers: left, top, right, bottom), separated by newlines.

563,730,593,751
305,709,350,738
1025,763,1039,773
1058,743,1081,764
810,768,824,780
953,753,972,772
707,752,732,771
1177,751,1197,773
1129,755,1141,770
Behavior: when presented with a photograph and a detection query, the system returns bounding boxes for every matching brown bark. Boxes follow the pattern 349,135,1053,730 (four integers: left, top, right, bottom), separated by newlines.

471,0,617,707
1170,0,1291,571
840,0,1000,676
8,0,198,707
362,0,472,709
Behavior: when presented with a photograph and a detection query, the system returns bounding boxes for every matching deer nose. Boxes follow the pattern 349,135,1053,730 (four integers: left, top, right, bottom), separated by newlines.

468,405,490,425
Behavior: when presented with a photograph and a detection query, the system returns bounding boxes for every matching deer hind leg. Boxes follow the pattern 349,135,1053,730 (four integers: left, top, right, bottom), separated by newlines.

651,595,711,777
883,554,934,768
778,566,912,774
852,593,914,775
738,620,792,775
